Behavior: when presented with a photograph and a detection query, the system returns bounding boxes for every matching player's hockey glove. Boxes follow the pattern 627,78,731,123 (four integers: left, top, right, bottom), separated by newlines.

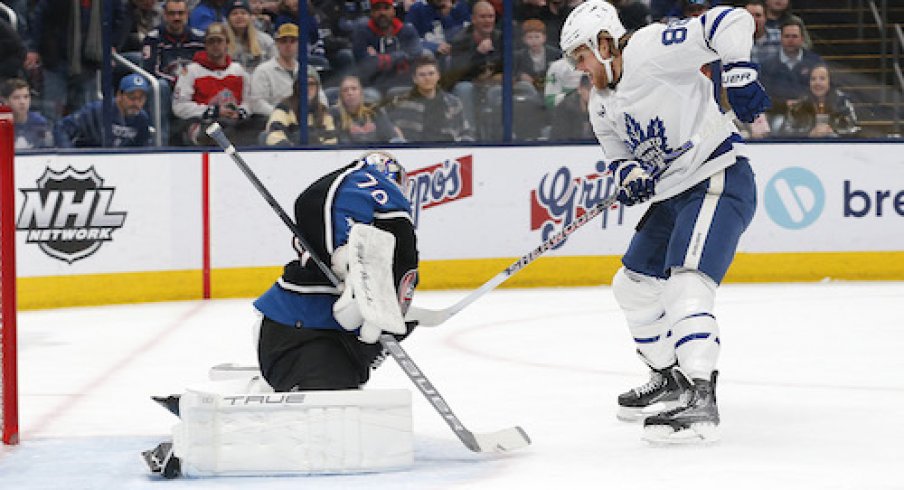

608,159,656,206
723,61,771,123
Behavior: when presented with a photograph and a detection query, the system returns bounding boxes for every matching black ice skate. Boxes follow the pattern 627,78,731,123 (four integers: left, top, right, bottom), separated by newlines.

617,364,683,422
642,369,720,444
151,394,181,417
141,441,182,479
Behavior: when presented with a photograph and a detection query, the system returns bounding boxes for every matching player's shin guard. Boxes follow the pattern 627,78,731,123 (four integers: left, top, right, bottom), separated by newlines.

662,270,720,380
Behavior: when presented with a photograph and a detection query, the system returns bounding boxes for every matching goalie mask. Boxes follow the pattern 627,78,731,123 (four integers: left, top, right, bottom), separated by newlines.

360,151,408,194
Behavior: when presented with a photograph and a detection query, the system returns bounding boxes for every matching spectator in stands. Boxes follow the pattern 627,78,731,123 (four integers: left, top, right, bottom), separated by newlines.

172,23,254,146
543,56,582,109
514,0,572,49
0,78,51,149
304,0,357,83
25,0,127,121
385,55,473,142
0,18,25,84
249,0,277,33
764,0,811,48
224,0,276,73
330,74,404,143
406,0,470,62
122,0,163,56
351,0,424,94
616,0,652,32
273,0,331,71
745,0,780,64
52,74,152,148
264,66,338,145
142,0,206,146
251,23,299,117
190,0,229,31
514,19,561,93
446,0,502,135
549,74,593,141
782,64,860,138
759,17,823,118
661,0,715,20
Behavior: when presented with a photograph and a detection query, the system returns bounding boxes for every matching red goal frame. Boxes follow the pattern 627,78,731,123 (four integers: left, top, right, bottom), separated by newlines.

0,105,19,445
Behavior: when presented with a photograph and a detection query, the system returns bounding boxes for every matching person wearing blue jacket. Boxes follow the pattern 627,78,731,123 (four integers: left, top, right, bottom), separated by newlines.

405,0,470,59
53,74,152,148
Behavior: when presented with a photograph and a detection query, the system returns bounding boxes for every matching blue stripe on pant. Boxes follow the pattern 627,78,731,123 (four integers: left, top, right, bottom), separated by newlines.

622,157,756,284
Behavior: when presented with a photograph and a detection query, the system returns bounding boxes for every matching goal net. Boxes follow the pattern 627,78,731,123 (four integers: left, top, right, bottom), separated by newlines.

0,105,19,445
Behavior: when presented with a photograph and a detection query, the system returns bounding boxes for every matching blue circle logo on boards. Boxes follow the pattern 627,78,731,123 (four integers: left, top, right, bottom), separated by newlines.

764,167,825,229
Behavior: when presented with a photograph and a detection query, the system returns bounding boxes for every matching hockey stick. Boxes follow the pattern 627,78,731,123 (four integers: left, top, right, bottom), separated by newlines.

405,111,737,327
205,123,531,454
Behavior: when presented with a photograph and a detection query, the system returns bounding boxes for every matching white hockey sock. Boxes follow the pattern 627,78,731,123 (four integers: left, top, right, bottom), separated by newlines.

672,313,720,380
630,317,677,370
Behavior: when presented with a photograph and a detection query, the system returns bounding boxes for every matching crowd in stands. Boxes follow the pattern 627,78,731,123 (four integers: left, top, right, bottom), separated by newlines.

0,0,872,149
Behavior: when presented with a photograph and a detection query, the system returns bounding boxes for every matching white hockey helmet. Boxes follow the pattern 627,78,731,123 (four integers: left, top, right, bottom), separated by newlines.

560,0,626,68
359,150,408,193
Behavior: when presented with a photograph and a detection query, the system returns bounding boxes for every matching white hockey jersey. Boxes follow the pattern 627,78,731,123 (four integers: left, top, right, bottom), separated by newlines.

589,6,755,202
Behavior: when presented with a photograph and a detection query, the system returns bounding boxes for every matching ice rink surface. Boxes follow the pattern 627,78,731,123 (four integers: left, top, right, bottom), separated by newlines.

1,281,903,489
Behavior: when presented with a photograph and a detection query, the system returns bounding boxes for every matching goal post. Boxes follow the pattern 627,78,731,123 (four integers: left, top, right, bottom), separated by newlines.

0,105,19,445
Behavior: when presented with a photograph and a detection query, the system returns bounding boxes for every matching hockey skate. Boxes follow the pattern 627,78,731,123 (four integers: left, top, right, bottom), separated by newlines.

142,441,182,479
642,369,720,444
617,364,683,422
151,394,181,417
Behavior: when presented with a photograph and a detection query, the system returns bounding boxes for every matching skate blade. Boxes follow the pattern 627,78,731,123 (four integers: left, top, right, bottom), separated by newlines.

617,400,683,423
642,422,720,444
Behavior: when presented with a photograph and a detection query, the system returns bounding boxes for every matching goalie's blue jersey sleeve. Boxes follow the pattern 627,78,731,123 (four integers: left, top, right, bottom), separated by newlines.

253,160,418,331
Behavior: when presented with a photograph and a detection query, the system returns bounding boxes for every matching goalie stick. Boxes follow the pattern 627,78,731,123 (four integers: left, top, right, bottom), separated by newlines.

405,110,737,327
205,123,531,454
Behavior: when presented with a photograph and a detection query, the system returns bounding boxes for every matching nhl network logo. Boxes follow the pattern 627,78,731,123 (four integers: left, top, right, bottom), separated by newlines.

16,166,127,263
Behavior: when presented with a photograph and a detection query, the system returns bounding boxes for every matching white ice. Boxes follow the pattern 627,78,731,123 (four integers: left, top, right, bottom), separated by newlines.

2,281,903,489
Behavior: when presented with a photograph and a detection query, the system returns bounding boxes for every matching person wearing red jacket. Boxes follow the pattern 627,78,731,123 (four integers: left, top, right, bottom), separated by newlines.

172,22,255,145
350,0,424,96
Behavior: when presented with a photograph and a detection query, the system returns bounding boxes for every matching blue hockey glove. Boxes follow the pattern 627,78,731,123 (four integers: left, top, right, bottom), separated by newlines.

607,159,656,206
723,62,771,123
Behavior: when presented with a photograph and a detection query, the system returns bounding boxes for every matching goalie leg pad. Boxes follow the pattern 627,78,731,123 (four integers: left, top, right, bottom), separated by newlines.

171,389,413,476
612,267,675,369
662,269,720,379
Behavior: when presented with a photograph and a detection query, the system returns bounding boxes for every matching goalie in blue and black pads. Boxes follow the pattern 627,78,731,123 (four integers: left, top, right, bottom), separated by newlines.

253,150,419,392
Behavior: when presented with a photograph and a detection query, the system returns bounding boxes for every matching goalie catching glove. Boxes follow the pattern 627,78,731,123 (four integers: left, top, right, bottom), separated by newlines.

722,61,771,123
608,159,657,206
332,224,407,344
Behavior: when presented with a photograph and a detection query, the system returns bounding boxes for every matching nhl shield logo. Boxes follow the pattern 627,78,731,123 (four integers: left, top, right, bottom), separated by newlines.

16,166,127,263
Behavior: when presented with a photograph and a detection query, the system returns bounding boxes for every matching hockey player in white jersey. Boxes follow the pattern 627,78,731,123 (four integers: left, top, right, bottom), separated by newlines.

560,1,769,443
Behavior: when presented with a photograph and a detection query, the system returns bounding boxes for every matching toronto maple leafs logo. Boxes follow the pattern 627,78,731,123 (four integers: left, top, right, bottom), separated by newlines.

623,114,676,169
